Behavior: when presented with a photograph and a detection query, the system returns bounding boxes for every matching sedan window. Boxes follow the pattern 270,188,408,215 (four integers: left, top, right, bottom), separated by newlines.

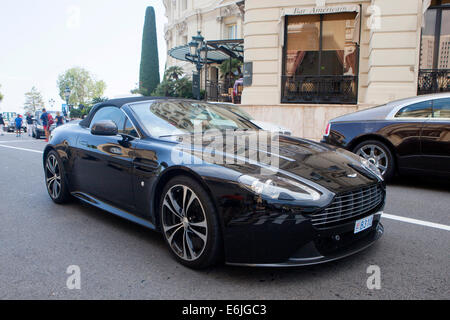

395,101,432,118
432,98,450,119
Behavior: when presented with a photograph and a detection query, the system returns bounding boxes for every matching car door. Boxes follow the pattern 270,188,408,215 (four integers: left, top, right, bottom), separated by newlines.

74,106,136,211
420,97,450,175
392,100,432,171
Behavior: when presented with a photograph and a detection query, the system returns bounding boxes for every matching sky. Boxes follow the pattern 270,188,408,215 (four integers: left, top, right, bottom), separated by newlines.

0,0,167,114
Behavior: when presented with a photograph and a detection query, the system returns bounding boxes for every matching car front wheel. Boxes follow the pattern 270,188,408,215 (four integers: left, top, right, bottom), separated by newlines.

45,150,71,203
353,140,395,181
159,176,222,269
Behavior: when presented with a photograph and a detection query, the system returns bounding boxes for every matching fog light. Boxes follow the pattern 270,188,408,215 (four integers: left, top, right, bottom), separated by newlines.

333,235,341,241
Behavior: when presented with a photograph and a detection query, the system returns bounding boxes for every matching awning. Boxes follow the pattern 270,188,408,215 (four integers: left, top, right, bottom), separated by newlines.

168,39,244,64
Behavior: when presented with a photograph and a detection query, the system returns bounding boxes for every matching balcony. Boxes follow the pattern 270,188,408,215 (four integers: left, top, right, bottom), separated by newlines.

281,75,358,104
418,69,450,95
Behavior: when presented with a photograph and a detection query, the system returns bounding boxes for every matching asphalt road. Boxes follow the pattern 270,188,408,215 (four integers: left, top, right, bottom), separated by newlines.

0,133,448,299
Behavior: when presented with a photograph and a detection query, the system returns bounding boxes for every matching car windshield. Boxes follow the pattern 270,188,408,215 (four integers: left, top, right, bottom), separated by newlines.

226,105,254,120
130,100,260,138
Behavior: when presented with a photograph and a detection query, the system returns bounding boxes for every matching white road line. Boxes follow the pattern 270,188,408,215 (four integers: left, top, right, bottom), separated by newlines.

0,144,43,154
0,140,37,143
383,213,450,231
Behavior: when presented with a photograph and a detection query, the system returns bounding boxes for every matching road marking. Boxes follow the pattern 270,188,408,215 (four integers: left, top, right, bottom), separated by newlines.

0,144,43,154
383,213,450,231
0,140,37,143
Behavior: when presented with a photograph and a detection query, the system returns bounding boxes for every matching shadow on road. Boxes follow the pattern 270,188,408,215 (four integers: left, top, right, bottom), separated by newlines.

389,175,450,193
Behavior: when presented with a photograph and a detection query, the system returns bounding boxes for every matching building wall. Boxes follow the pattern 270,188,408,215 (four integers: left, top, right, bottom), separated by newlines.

163,0,426,141
240,0,424,140
163,0,244,79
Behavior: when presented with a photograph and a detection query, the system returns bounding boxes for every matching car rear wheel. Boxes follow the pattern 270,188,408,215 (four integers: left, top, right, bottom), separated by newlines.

45,150,71,204
159,176,222,269
353,140,395,181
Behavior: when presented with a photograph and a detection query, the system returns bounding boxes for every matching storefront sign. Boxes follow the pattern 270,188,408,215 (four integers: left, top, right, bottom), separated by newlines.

282,5,359,16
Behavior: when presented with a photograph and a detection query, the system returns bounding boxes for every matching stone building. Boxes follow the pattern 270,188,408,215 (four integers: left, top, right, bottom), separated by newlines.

163,0,450,140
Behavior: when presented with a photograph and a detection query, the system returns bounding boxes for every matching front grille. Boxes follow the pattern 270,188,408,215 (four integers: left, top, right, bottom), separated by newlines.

312,184,383,228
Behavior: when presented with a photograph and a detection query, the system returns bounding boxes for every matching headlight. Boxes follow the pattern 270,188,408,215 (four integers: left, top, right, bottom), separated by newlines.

360,157,383,181
238,174,321,201
37,125,43,130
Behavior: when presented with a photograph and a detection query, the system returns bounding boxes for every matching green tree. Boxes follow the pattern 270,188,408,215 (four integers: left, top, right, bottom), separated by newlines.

152,68,194,99
139,6,160,96
219,58,243,80
0,84,4,103
164,66,184,81
24,86,45,113
57,67,106,107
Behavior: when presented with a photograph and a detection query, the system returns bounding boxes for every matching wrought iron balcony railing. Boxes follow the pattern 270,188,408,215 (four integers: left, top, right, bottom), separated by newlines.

281,75,358,104
418,69,450,95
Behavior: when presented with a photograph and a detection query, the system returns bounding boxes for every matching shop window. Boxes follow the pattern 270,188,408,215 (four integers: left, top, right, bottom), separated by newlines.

418,1,450,95
282,12,359,104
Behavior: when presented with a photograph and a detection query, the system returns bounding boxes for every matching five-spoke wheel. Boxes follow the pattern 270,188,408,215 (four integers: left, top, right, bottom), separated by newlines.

44,150,70,203
160,176,221,269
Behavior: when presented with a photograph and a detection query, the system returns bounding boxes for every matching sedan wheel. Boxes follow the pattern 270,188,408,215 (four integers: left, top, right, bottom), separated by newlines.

160,176,222,269
353,140,395,181
44,151,70,203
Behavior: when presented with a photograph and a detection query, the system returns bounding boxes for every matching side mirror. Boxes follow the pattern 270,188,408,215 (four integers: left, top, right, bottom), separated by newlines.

91,120,118,136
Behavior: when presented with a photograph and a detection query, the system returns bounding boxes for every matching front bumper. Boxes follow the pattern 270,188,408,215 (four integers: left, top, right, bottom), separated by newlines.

227,220,383,267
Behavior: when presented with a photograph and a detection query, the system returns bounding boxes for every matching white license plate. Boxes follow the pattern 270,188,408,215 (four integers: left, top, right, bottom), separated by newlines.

354,215,374,234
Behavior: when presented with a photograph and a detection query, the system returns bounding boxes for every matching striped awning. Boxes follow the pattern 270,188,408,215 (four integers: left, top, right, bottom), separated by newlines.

168,39,244,64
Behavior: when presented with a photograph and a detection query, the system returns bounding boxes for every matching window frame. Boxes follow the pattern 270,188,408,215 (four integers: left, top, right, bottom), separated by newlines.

87,106,141,139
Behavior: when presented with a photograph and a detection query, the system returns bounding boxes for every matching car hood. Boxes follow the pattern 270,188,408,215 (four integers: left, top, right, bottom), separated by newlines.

250,120,292,135
172,132,379,195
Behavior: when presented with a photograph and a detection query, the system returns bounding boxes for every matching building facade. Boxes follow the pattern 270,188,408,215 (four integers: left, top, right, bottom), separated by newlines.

164,0,449,140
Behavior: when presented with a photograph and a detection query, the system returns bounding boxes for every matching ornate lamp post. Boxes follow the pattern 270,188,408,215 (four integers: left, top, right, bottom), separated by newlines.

187,31,207,100
64,86,71,116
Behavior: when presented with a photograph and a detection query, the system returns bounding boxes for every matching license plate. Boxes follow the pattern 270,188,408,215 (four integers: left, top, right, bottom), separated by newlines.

354,215,373,234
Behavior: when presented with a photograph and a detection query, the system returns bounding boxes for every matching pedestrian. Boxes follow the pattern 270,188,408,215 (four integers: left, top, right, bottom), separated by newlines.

0,114,4,136
15,114,23,137
40,108,50,142
26,112,34,137
55,111,64,127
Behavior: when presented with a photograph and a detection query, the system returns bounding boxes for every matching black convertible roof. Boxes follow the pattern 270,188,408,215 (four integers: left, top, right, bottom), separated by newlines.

94,96,166,108
79,96,197,127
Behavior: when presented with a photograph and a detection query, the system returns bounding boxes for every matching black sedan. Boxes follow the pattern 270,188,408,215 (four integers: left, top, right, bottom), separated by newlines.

43,97,385,269
322,93,450,181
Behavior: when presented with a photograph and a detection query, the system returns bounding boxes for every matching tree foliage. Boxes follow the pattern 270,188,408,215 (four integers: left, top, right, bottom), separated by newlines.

57,67,106,107
139,7,160,96
24,86,45,113
152,68,194,99
219,58,243,80
0,84,4,103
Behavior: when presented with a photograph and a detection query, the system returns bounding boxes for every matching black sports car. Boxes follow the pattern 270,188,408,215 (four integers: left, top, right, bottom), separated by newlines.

43,97,385,269
322,93,450,181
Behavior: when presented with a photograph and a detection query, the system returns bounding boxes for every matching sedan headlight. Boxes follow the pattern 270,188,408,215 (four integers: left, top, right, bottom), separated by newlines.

238,174,321,201
360,157,383,181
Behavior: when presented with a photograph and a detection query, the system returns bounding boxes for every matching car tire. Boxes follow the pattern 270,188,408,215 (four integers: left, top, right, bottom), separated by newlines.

159,176,222,269
44,150,71,204
353,140,395,181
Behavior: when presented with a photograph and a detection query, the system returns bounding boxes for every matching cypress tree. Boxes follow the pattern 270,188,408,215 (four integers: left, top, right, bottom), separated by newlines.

139,6,160,96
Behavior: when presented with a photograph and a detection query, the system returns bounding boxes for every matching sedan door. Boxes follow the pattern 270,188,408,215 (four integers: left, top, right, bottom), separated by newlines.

74,106,136,211
420,98,450,175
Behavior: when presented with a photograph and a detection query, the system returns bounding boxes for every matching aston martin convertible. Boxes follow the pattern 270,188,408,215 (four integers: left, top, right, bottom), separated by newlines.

43,97,385,269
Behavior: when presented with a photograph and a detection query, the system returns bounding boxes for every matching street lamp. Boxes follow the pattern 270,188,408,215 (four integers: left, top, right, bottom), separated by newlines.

64,86,71,115
187,31,208,100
